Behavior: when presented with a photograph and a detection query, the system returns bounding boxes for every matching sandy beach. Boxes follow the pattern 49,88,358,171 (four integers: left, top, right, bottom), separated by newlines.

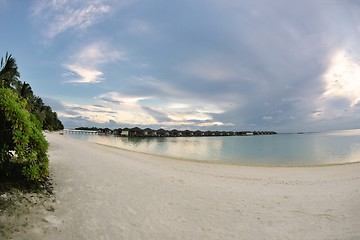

7,132,360,239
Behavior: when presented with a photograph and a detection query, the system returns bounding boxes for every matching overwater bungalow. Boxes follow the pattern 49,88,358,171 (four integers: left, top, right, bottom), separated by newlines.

204,131,215,136
143,128,157,137
121,127,130,136
128,127,143,137
157,129,169,137
81,126,277,138
169,129,179,137
182,130,193,137
194,130,203,136
113,128,122,136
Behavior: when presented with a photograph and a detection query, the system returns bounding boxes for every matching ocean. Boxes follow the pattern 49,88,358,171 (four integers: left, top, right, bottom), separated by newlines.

63,129,360,166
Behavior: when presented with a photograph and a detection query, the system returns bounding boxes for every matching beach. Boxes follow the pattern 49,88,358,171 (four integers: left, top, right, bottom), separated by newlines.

6,132,360,239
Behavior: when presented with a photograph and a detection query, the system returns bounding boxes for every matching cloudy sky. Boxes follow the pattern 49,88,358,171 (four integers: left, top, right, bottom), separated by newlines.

1,0,360,132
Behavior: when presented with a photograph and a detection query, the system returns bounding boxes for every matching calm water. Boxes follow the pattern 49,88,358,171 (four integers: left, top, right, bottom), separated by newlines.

63,129,360,166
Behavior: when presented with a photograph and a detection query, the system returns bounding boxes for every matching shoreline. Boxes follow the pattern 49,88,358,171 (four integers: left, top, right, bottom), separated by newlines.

74,134,360,168
3,132,359,239
96,141,360,168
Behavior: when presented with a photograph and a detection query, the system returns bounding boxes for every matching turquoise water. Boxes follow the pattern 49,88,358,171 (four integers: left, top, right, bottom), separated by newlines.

63,129,360,166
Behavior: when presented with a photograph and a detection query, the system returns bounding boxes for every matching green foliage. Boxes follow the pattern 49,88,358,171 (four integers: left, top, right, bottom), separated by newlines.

0,82,48,182
40,103,64,131
14,82,64,131
0,52,63,183
0,54,64,131
0,52,20,89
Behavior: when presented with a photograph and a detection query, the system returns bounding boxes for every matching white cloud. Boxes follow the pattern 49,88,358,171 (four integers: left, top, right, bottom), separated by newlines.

57,90,235,128
144,99,231,127
59,100,158,125
197,105,225,114
160,121,232,128
64,64,103,83
167,103,191,109
308,49,360,125
323,49,360,107
198,122,235,127
262,116,273,121
31,0,112,39
127,75,235,126
76,42,125,64
96,92,152,105
59,103,116,124
64,41,125,83
167,112,212,122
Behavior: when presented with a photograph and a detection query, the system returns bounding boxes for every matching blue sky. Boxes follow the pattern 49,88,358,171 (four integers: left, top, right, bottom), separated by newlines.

1,0,360,132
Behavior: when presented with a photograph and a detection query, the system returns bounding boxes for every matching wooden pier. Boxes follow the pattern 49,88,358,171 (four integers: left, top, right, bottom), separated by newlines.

63,129,99,134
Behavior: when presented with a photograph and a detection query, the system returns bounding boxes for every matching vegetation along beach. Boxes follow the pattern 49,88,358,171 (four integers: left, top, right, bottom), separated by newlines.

2,1,360,239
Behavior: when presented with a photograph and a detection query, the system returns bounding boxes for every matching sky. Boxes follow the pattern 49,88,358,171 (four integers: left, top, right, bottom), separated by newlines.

1,0,360,132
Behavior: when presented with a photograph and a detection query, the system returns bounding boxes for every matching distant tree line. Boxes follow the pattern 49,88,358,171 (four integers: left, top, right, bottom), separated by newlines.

0,52,63,182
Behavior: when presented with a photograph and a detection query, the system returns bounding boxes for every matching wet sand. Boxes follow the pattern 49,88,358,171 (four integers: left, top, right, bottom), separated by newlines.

7,132,360,239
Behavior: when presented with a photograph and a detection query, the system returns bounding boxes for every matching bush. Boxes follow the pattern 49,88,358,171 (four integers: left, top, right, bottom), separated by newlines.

0,87,48,182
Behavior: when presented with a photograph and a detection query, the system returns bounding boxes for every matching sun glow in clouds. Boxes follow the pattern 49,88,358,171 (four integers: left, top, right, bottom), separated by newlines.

323,49,360,107
97,92,152,105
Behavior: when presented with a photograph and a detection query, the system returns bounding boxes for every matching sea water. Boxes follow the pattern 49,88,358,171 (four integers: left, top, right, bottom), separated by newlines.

63,129,360,166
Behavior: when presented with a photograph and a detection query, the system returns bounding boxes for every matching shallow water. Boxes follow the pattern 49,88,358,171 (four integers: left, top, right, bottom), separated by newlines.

63,129,360,166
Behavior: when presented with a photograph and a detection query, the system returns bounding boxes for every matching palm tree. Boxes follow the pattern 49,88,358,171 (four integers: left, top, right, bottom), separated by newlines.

16,81,33,99
0,52,20,88
30,96,45,123
15,81,35,112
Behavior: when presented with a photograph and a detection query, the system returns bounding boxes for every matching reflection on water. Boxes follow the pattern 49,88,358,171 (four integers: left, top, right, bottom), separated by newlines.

91,135,224,162
64,129,360,166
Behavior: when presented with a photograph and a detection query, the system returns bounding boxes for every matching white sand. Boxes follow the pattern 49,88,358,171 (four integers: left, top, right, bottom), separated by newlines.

43,132,359,240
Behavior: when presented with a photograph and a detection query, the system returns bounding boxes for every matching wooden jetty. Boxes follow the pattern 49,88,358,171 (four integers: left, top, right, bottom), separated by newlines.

63,129,99,134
